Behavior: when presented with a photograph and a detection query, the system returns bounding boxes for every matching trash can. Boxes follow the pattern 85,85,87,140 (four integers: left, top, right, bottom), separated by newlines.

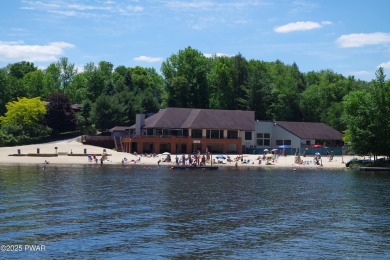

37,148,40,154
84,149,87,154
17,149,21,154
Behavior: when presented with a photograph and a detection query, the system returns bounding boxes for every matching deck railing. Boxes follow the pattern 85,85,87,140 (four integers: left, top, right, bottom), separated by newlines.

124,134,239,140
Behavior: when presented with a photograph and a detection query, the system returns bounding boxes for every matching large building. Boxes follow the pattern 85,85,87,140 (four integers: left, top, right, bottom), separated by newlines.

118,107,255,154
243,120,343,155
110,108,343,155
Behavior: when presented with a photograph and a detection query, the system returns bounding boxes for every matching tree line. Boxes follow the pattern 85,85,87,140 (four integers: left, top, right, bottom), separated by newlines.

0,47,389,157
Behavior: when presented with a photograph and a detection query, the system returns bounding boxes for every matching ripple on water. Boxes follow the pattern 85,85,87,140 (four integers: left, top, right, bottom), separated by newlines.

0,165,389,258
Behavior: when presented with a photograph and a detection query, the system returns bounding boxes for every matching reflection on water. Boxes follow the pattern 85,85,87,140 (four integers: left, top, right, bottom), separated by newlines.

1,165,389,258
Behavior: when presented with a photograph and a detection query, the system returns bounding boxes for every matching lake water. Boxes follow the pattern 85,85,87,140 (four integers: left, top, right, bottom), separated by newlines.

1,165,389,259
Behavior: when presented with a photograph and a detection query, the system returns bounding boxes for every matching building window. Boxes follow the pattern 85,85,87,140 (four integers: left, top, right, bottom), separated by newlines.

191,129,202,138
206,129,224,139
257,133,271,146
245,131,252,140
277,140,292,146
227,130,238,139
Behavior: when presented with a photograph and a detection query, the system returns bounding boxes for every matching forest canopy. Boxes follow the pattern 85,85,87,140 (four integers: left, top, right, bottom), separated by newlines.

0,47,389,157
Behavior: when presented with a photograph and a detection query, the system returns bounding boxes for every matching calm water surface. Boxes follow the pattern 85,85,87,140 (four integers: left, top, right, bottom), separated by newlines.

0,165,389,259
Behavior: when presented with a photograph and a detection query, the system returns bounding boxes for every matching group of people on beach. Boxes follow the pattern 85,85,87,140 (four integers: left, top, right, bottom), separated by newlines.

87,153,108,164
172,153,207,167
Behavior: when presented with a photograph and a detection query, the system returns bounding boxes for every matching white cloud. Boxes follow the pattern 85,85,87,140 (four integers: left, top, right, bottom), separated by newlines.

321,20,332,25
21,0,143,17
50,42,75,48
133,56,163,63
274,21,332,33
290,0,318,13
336,32,390,48
0,41,75,62
378,61,390,69
165,1,215,10
67,4,111,11
351,70,371,76
165,0,268,10
204,53,232,58
0,40,25,45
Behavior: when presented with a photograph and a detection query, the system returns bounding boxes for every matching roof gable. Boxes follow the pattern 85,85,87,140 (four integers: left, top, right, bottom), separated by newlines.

276,121,343,140
144,108,254,130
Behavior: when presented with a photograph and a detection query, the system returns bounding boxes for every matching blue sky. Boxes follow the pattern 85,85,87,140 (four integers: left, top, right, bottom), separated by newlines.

0,0,389,81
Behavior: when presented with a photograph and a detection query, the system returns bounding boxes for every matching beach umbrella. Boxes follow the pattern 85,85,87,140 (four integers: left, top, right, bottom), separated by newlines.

312,144,322,148
263,149,269,152
162,152,170,155
278,145,290,149
216,155,226,159
272,148,278,151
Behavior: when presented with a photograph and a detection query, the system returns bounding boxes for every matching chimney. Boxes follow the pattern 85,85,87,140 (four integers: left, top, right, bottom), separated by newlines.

136,114,145,135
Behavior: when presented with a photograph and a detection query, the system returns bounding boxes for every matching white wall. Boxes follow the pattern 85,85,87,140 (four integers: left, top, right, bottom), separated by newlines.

242,121,303,149
273,124,301,148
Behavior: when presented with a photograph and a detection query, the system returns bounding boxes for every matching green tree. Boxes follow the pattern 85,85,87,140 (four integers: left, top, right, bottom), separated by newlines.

90,94,129,131
207,56,233,109
263,60,305,121
0,97,49,145
243,60,271,119
370,68,390,157
44,63,61,91
116,90,142,125
140,88,160,114
343,90,374,155
231,53,248,110
84,63,105,102
0,97,46,129
145,67,167,108
301,69,359,130
0,68,9,115
57,57,77,93
300,83,322,122
5,72,26,100
45,93,77,134
81,99,92,127
66,73,88,103
343,67,390,158
98,61,114,84
23,70,48,98
8,61,37,79
161,47,209,108
124,70,134,91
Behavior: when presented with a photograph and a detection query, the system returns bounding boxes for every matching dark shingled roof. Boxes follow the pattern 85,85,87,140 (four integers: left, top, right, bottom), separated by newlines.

109,126,132,132
276,121,343,140
136,108,255,131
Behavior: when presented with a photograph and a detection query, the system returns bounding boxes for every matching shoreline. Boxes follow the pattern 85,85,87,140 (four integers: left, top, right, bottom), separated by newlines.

0,139,355,170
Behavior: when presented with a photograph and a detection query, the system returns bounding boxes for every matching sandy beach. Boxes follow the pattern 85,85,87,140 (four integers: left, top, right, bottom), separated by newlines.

0,138,360,170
